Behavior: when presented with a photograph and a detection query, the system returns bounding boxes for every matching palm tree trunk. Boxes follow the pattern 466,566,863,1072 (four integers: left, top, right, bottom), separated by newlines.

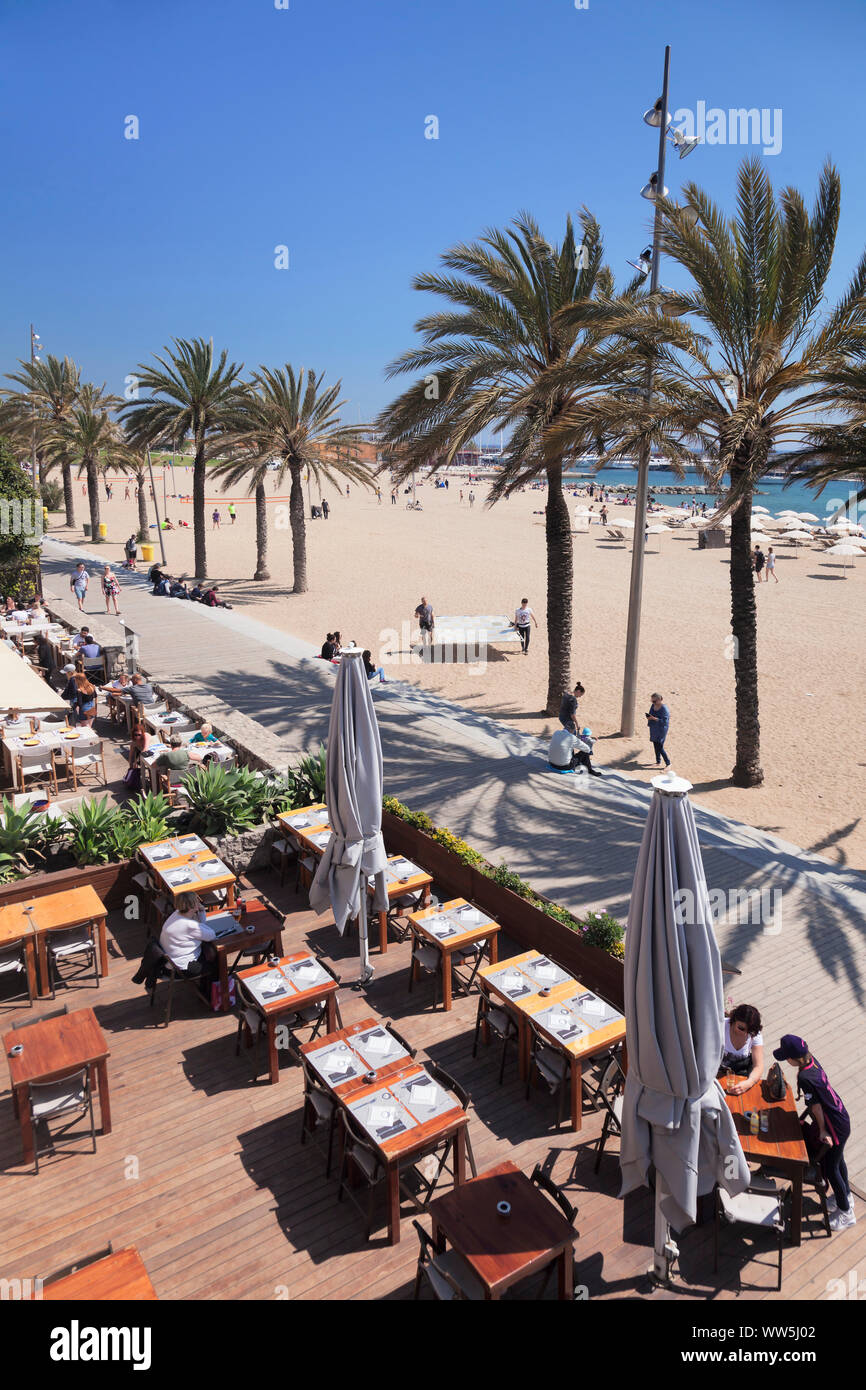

193,438,207,579
289,463,308,593
729,465,763,787
254,481,270,580
86,459,102,541
544,461,573,715
62,460,75,528
136,475,149,540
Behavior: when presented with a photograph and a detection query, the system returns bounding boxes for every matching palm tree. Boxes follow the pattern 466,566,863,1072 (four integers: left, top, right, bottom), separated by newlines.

44,384,128,542
552,160,866,785
122,338,245,579
377,211,635,715
0,355,81,524
215,367,371,592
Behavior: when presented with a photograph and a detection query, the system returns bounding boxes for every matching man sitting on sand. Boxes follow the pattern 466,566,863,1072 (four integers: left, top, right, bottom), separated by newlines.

548,726,602,777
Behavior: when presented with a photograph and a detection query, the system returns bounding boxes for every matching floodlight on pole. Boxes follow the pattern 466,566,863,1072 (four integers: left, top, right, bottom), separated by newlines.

669,127,700,158
643,97,672,129
640,172,669,201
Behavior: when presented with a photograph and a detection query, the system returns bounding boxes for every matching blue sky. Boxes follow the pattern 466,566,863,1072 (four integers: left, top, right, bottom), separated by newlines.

4,0,866,428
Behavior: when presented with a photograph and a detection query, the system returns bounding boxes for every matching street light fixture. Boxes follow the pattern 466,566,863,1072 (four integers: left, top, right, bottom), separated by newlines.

640,172,669,201
627,246,654,277
643,98,672,129
669,127,700,158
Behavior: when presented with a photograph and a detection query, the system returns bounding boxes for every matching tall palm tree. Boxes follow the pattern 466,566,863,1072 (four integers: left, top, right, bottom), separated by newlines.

215,367,371,592
44,384,128,542
122,338,245,579
377,211,635,715
551,160,866,785
0,354,81,524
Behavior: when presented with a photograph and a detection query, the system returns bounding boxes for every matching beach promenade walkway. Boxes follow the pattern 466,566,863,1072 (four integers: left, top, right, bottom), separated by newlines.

41,539,866,1187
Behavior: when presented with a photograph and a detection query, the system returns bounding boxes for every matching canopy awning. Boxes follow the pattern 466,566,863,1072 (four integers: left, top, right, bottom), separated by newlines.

0,644,67,713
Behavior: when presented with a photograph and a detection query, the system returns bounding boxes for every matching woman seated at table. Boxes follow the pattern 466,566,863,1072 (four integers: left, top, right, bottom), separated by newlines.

28,598,46,619
128,717,151,767
158,892,218,996
189,722,218,744
61,661,98,728
718,1002,764,1096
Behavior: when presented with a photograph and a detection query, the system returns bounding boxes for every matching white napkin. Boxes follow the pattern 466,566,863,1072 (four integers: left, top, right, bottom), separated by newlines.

503,972,524,992
370,1105,396,1128
409,1082,437,1109
535,963,557,981
294,964,319,984
328,1050,352,1075
364,1032,392,1055
581,997,604,1015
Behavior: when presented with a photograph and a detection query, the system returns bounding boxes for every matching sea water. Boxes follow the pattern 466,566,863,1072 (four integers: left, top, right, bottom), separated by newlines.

562,467,864,521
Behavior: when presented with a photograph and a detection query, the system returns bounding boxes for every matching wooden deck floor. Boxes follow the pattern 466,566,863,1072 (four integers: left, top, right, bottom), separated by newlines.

1,872,861,1302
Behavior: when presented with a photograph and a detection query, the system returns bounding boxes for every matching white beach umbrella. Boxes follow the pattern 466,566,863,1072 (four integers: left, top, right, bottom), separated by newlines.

826,541,863,573
777,509,799,516
781,529,813,542
751,506,770,514
616,517,636,528
309,648,389,983
620,775,749,1285
797,512,820,522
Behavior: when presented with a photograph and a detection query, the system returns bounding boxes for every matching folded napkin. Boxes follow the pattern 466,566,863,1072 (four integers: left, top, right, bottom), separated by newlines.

363,1031,392,1055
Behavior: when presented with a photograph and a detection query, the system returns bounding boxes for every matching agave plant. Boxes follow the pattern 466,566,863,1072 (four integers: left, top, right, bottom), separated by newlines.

181,763,257,837
0,796,60,882
64,797,128,866
293,745,327,805
121,791,171,845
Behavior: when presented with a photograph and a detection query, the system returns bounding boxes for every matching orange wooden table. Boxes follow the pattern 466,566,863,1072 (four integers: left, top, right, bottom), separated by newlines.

237,947,340,1082
210,899,284,1014
277,804,331,844
40,1246,157,1300
722,1072,809,1246
140,835,237,908
301,1016,415,1100
3,1007,111,1164
368,856,433,954
0,886,109,999
428,1160,578,1299
408,899,500,1010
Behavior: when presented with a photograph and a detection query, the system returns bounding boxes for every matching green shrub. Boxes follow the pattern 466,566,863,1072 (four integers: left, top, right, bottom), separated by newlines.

0,796,64,882
64,798,128,866
40,480,64,512
122,791,171,845
574,910,625,959
293,745,327,805
181,763,256,837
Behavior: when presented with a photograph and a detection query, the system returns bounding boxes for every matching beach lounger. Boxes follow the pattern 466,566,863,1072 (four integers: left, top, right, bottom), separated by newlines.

606,527,626,542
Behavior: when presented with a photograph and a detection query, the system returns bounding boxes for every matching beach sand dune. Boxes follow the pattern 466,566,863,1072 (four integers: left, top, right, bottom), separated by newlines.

59,471,866,869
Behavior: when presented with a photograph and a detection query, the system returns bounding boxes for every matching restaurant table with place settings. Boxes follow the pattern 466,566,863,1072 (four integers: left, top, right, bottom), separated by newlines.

2,727,99,790
0,885,109,998
138,836,237,909
428,1160,578,1299
3,1007,111,1165
408,898,500,1010
236,946,338,1081
479,950,626,1129
277,804,332,844
301,1018,467,1243
204,899,285,1015
365,855,433,953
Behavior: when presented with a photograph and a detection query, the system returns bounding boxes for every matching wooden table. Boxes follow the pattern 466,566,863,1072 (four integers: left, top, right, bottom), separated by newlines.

140,836,237,909
368,855,433,954
0,886,109,999
428,1160,578,1299
301,1016,415,1100
237,947,339,1082
3,1007,111,1164
479,951,626,1129
210,899,284,1015
277,804,331,843
722,1072,809,1246
408,898,500,1011
40,1246,157,1301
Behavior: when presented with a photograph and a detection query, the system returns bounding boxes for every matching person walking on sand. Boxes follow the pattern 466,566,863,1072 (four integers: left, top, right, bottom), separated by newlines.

70,562,89,611
646,692,671,768
212,508,221,529
228,503,237,524
322,498,330,519
102,564,121,616
468,490,475,508
766,546,778,583
415,596,435,647
753,544,765,582
514,598,537,654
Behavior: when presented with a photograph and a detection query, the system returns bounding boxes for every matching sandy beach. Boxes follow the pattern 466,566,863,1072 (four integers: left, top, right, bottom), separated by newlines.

54,471,866,870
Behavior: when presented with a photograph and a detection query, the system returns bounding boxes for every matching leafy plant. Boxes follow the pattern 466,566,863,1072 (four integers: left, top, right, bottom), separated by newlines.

64,797,127,866
122,791,171,845
574,911,625,959
0,796,58,882
40,479,64,511
181,763,257,837
293,744,327,804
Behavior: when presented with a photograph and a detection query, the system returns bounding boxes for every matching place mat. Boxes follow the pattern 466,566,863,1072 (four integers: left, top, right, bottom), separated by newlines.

307,831,331,850
352,1026,407,1070
566,990,623,1030
196,857,229,879
393,1073,454,1122
534,1002,591,1044
164,866,194,888
283,957,330,989
244,969,293,1005
389,858,419,879
422,913,459,941
175,834,206,853
348,1089,418,1144
487,966,533,1000
448,904,489,930
145,843,177,863
520,956,572,989
306,1040,364,1086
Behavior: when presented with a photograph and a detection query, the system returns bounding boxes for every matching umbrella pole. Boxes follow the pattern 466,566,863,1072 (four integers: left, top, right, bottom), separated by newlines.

650,1175,679,1287
357,884,374,986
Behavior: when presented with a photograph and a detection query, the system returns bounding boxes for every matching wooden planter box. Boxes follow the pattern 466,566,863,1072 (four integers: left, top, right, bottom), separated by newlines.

0,858,136,912
382,810,624,1009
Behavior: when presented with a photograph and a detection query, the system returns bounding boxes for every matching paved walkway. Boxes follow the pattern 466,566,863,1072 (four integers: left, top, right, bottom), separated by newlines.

42,539,866,1186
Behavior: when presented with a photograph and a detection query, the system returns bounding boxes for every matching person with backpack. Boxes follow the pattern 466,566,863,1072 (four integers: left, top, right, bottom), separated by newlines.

773,1035,854,1232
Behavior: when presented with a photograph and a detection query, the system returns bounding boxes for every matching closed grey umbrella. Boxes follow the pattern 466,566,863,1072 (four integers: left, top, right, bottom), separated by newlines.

309,648,389,983
620,774,749,1283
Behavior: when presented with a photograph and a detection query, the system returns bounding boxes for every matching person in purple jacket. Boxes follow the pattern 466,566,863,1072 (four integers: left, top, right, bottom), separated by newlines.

773,1034,854,1232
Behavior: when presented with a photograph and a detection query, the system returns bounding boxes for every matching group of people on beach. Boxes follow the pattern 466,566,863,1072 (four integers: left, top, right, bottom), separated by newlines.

548,682,672,778
319,631,386,683
146,564,230,608
753,545,779,582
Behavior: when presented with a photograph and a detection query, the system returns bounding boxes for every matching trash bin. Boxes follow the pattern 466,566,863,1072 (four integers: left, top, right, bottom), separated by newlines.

98,523,107,539
141,543,154,562
83,523,91,538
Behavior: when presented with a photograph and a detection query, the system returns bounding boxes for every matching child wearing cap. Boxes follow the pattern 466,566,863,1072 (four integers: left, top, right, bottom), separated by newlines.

774,1034,854,1232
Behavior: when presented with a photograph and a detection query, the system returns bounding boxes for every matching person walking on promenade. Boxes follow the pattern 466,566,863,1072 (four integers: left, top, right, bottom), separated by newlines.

70,562,89,611
102,564,121,616
514,598,537,654
646,692,671,767
559,681,585,735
